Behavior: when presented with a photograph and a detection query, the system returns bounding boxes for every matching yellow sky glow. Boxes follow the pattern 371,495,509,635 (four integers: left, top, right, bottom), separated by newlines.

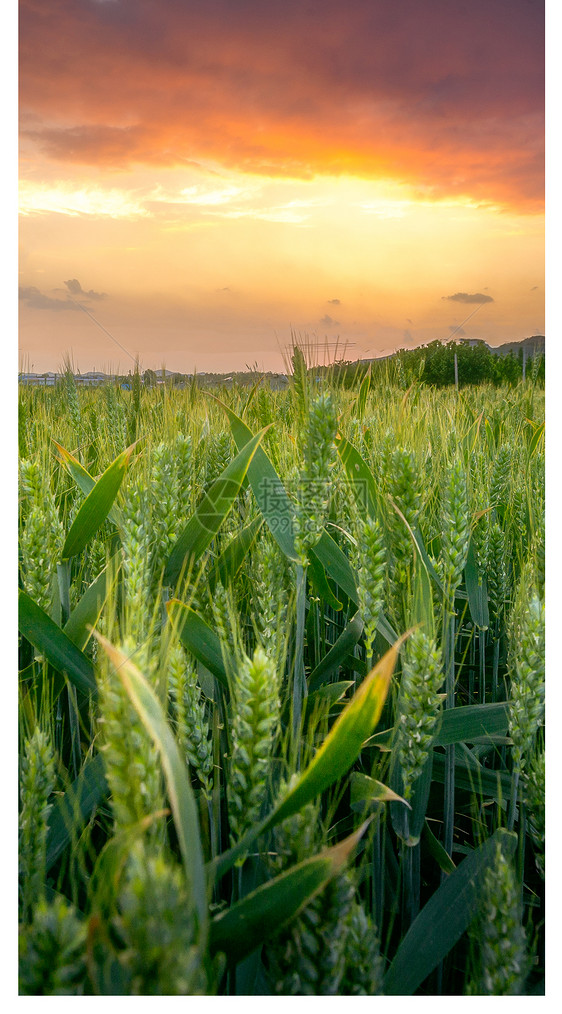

19,167,544,373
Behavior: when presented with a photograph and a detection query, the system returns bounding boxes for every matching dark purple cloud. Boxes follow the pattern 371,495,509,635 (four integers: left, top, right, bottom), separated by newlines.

19,1,544,209
19,285,80,311
64,278,107,300
443,292,495,304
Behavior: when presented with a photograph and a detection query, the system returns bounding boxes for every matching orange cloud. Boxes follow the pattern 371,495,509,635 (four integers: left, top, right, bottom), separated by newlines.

20,1,544,211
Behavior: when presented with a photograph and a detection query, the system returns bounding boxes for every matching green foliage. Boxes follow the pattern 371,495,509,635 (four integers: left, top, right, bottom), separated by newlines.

333,340,543,390
265,802,381,995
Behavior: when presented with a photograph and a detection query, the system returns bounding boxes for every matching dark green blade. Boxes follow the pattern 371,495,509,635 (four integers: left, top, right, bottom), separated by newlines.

166,599,229,688
434,702,509,746
53,440,123,529
308,610,363,692
210,824,367,965
61,444,136,559
334,431,378,517
18,589,97,697
383,828,517,995
46,754,108,870
63,556,120,651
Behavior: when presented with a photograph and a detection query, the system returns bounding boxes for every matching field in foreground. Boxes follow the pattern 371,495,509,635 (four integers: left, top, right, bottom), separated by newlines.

18,362,545,995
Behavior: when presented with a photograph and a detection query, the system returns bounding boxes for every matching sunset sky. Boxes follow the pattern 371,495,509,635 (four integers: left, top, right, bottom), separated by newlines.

18,0,545,374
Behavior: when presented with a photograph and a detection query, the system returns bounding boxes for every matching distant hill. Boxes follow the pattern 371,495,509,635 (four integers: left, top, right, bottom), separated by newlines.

480,335,545,357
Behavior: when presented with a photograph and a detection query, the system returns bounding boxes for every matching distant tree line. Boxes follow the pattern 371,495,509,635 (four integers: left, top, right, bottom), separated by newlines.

32,342,542,391
332,340,545,389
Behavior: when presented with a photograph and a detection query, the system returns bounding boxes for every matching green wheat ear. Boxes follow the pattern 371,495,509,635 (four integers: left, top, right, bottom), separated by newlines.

228,647,280,850
294,390,338,564
97,636,164,839
486,521,509,634
290,343,309,424
266,871,356,995
64,365,81,439
121,480,152,640
524,746,545,879
104,381,127,456
340,899,385,995
19,459,64,613
19,896,87,995
269,784,321,873
441,459,470,597
353,514,386,663
266,793,384,996
168,644,213,798
211,579,240,667
507,577,545,779
19,726,56,922
394,629,444,802
111,844,209,995
490,443,512,522
466,841,529,995
149,441,182,594
384,445,422,627
204,429,233,490
173,432,194,520
252,531,291,663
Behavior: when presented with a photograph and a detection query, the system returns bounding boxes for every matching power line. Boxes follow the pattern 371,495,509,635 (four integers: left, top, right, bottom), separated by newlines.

445,302,487,342
65,293,137,365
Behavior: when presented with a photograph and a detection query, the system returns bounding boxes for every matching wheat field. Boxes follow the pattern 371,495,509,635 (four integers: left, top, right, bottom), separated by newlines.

17,352,545,995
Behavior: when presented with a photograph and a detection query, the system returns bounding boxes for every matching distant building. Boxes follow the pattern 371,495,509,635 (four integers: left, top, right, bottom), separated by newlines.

458,337,489,349
76,371,107,387
19,372,58,386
